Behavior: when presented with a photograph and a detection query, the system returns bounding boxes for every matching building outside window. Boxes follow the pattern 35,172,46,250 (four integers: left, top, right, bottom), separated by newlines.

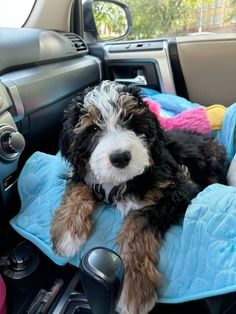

209,15,214,25
217,0,222,7
215,14,221,24
210,0,216,9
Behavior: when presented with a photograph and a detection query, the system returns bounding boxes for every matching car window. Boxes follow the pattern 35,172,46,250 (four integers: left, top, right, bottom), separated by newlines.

122,0,236,39
0,0,36,28
91,0,236,40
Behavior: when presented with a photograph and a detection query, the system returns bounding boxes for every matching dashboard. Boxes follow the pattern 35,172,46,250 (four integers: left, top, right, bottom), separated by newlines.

0,28,102,214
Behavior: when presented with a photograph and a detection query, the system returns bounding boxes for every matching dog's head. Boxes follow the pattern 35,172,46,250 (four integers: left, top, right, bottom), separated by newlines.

61,80,164,184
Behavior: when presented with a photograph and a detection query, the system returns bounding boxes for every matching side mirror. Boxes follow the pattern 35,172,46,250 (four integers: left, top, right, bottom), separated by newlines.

83,0,132,41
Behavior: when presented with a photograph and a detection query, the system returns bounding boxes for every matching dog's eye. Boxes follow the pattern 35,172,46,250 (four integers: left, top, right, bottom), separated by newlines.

90,124,100,132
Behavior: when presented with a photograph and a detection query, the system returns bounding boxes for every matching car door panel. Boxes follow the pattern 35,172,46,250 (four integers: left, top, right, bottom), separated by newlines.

89,40,176,95
177,34,236,106
88,34,236,108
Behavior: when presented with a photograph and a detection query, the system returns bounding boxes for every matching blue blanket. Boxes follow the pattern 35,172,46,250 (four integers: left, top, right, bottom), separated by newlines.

140,88,200,117
10,90,236,303
10,152,236,303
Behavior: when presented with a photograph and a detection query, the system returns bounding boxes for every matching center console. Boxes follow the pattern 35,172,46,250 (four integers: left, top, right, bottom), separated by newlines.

1,244,124,314
53,248,124,314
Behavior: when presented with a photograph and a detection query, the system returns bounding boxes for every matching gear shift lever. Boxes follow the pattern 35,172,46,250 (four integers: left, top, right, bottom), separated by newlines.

79,247,124,314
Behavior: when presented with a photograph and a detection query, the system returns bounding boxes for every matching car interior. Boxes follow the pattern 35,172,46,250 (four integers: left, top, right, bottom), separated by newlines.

0,0,236,313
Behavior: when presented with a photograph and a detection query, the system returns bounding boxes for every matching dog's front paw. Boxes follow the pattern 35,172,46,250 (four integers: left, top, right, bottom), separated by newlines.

116,254,160,314
50,207,91,257
117,282,157,314
52,229,87,257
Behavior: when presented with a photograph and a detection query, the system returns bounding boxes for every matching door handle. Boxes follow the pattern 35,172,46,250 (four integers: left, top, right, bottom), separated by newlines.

115,70,147,86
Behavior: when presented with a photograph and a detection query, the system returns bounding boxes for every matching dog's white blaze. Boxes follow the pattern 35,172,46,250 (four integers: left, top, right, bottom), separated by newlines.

116,198,155,216
84,80,123,123
89,128,150,185
57,231,86,257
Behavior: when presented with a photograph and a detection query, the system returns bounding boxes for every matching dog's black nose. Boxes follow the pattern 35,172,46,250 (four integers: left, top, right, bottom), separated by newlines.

109,150,131,168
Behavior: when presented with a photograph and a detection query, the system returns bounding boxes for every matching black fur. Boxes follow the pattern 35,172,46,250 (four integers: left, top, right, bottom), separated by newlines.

60,82,228,238
60,89,102,181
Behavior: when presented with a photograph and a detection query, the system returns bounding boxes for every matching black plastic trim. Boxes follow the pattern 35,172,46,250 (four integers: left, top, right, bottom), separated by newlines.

71,0,84,37
106,59,160,91
168,39,189,99
108,41,163,53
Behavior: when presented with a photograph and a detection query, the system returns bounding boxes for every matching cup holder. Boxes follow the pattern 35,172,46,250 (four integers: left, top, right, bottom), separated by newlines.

1,244,39,280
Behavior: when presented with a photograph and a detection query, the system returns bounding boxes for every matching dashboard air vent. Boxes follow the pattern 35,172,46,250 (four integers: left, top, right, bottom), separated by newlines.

64,33,88,53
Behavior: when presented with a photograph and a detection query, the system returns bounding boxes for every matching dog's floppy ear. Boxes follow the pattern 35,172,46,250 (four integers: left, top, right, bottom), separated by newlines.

136,97,168,165
60,94,88,181
121,85,165,145
121,83,142,98
60,101,82,160
60,84,96,160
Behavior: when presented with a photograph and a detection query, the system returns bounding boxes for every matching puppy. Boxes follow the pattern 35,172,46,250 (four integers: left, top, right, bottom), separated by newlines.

51,80,228,314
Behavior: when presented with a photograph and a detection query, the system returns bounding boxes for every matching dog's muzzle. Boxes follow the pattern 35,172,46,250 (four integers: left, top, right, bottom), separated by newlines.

89,128,150,184
109,150,131,168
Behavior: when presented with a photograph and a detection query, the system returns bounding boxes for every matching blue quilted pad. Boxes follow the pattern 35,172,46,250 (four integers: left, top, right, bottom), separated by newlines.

11,152,236,303
140,87,200,117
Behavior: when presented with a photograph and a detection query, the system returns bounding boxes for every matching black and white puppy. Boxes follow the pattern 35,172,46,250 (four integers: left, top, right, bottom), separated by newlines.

51,80,228,314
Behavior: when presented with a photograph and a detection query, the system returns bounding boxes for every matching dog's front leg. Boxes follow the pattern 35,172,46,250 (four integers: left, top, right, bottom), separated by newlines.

116,211,162,314
51,181,96,257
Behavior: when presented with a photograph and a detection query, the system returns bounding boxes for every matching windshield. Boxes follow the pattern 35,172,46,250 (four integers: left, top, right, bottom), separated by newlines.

0,0,35,28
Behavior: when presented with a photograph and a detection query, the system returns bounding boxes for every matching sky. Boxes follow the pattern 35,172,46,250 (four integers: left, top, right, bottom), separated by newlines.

0,0,35,27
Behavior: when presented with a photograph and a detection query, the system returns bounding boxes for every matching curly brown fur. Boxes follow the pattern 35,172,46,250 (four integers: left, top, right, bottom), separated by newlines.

51,80,228,313
51,181,97,257
116,211,162,314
